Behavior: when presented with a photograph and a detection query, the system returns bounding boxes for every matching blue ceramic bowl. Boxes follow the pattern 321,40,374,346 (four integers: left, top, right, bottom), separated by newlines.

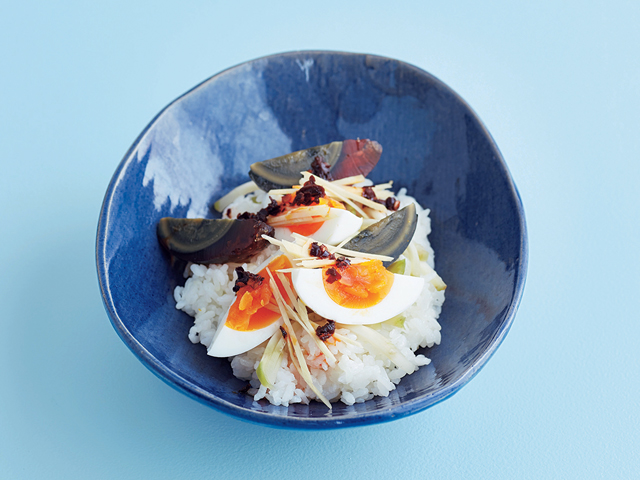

96,51,527,429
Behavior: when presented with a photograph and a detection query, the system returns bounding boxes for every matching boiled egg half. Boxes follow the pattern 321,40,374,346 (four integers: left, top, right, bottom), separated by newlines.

208,254,292,357
271,200,363,245
291,259,424,325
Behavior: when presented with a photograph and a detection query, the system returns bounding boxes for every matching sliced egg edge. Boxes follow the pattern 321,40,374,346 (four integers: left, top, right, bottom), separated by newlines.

273,208,362,245
207,307,283,358
207,252,287,358
291,269,424,325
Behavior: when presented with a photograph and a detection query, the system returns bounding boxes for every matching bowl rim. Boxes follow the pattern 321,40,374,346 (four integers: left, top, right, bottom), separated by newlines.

96,50,528,429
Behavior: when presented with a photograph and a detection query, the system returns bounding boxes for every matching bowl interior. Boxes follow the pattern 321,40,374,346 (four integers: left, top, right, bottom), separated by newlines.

97,51,527,428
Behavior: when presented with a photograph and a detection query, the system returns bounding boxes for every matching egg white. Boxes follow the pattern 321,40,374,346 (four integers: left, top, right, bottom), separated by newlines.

291,268,424,325
207,252,286,358
273,208,362,245
207,308,283,358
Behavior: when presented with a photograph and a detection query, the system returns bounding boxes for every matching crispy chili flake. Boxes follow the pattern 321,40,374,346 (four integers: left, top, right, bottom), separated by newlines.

264,197,284,216
237,197,283,222
292,177,325,206
233,267,264,292
279,326,288,338
361,186,400,211
362,186,377,201
225,208,232,218
315,319,336,341
309,242,335,260
325,267,342,284
385,197,400,211
309,156,333,181
335,257,351,269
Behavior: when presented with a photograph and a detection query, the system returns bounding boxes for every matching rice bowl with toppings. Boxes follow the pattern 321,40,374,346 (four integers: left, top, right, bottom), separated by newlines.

163,141,447,407
97,51,527,427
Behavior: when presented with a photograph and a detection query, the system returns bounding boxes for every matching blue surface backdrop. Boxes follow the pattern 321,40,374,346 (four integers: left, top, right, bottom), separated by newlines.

1,1,638,478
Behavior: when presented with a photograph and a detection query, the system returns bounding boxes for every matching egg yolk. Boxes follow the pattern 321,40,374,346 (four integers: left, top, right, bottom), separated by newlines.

285,198,345,236
287,222,323,237
322,260,394,309
322,198,346,209
226,255,292,332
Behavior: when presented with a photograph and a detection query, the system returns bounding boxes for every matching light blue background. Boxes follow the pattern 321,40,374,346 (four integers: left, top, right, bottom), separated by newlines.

1,1,638,478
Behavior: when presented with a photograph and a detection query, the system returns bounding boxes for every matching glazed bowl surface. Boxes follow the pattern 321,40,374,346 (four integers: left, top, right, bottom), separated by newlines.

96,51,527,429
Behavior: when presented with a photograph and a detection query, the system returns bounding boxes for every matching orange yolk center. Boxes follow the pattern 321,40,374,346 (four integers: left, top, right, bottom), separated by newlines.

226,255,292,332
285,198,345,236
322,260,394,309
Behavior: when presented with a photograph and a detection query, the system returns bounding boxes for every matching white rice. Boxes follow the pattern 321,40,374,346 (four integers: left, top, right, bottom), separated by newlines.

174,189,445,406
